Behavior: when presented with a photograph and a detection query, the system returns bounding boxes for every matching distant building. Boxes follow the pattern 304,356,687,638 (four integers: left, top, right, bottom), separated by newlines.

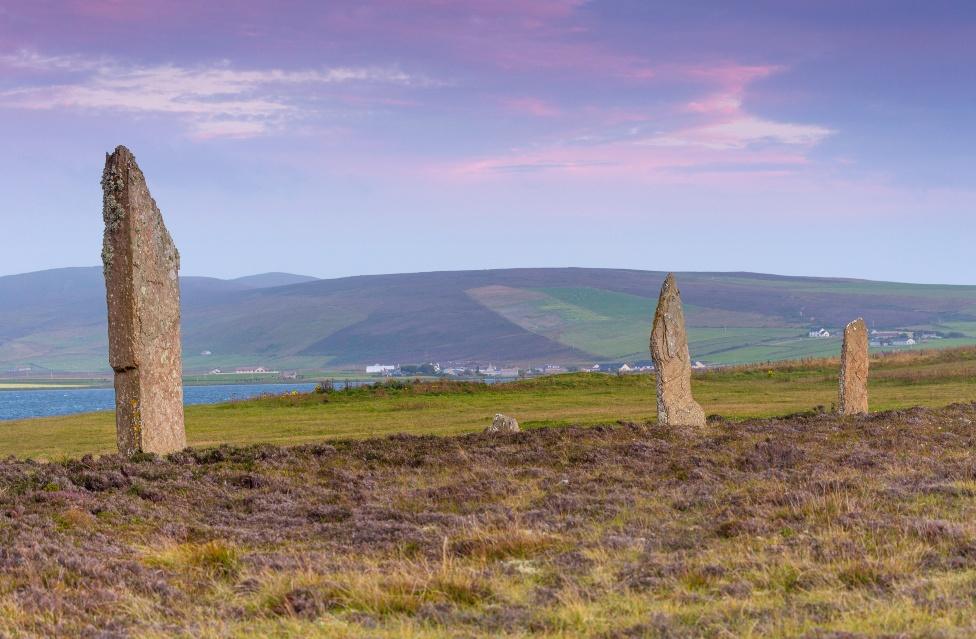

692,361,707,370
870,330,916,347
366,364,396,375
596,363,624,373
482,364,519,377
871,330,906,339
235,366,272,374
618,364,633,373
808,328,831,338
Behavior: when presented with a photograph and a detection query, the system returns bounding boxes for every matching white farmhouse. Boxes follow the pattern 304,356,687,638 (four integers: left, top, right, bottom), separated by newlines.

235,366,272,374
366,364,396,374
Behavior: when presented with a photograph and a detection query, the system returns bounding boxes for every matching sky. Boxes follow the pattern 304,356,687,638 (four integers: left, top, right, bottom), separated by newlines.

0,0,973,283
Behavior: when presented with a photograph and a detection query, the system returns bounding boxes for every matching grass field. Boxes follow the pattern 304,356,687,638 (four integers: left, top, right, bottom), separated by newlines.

2,349,976,636
473,286,810,363
4,347,976,460
471,282,976,365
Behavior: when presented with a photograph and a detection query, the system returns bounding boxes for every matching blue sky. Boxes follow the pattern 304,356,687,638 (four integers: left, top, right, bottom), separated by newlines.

0,1,973,283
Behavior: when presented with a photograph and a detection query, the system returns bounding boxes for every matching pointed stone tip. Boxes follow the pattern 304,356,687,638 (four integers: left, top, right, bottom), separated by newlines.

660,273,678,296
106,145,135,165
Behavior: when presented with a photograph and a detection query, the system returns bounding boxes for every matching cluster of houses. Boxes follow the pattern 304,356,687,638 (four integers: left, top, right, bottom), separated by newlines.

207,366,298,380
586,360,707,373
209,366,278,375
365,363,522,378
808,326,946,348
869,330,917,347
363,359,711,378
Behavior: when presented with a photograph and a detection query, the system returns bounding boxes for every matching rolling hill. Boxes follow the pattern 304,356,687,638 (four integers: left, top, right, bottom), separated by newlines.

2,267,976,372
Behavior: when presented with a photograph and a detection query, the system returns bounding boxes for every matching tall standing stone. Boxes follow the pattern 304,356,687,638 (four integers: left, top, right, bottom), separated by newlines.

839,318,869,415
650,273,706,427
101,146,186,456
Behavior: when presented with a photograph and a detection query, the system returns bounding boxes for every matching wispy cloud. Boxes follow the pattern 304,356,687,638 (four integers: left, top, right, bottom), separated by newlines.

449,63,833,180
501,97,562,118
0,50,429,139
644,117,833,150
645,64,834,150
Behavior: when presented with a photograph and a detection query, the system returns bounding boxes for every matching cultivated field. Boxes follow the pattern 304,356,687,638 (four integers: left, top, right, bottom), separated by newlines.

2,349,976,637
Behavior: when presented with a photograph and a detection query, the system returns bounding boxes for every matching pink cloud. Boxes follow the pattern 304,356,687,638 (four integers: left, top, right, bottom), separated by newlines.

685,94,742,116
683,64,782,91
445,142,810,182
502,97,561,117
436,63,831,184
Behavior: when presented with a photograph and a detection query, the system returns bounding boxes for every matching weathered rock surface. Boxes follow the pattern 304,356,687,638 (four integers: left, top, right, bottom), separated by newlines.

486,414,520,434
839,318,869,415
102,146,186,456
650,274,706,427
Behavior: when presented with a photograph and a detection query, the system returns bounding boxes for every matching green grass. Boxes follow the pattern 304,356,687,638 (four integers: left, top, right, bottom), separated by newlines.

467,285,649,359
700,273,976,298
472,286,812,362
6,348,976,460
470,283,976,365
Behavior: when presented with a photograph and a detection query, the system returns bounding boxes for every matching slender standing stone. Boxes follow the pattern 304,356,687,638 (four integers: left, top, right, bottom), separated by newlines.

101,146,186,456
839,318,869,415
650,273,706,427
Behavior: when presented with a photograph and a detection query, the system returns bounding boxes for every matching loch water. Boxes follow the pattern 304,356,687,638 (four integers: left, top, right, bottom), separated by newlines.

0,383,321,421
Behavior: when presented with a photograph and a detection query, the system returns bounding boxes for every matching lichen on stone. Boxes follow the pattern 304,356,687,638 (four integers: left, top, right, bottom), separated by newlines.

100,243,115,273
100,164,126,271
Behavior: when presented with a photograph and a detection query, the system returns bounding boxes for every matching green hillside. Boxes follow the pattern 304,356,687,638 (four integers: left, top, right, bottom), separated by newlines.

2,267,976,372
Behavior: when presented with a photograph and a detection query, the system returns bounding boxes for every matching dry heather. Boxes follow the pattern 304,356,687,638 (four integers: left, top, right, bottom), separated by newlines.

3,404,976,637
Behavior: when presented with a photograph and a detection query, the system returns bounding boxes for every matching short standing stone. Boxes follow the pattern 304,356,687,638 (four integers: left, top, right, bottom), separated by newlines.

839,318,869,415
650,274,706,427
102,146,186,456
486,414,520,434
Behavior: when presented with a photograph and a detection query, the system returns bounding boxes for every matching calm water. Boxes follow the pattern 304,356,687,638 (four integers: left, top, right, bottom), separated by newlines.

0,383,321,421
